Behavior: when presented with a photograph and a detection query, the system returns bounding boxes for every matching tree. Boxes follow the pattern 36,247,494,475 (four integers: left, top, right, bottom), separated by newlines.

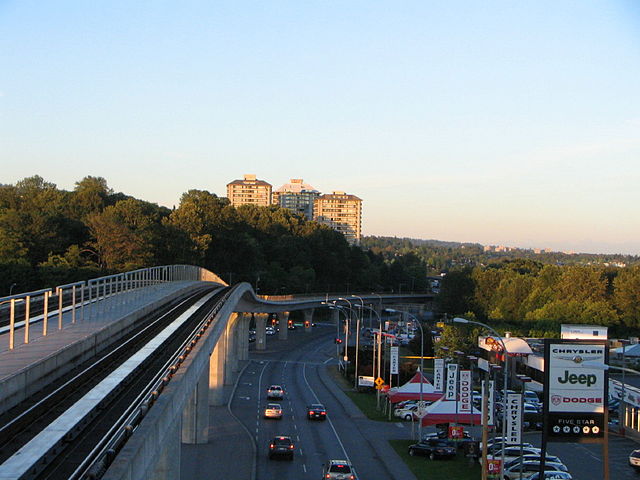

437,269,475,315
614,266,640,328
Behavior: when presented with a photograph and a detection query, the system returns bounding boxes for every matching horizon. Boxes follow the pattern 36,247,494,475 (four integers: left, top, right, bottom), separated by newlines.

2,2,639,256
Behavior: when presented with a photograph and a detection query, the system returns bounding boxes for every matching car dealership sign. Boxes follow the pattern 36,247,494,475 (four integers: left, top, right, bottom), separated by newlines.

543,339,608,443
434,358,444,392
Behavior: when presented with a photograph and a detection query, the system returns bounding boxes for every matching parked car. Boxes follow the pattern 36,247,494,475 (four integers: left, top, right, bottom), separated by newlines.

264,403,283,419
307,403,327,420
527,472,572,480
268,436,294,460
408,439,457,460
267,385,284,400
322,459,357,479
422,429,474,449
503,461,568,479
486,446,541,465
394,404,419,421
504,454,565,470
524,390,541,405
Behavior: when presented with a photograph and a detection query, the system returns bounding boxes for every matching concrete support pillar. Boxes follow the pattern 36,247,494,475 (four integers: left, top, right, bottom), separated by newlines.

209,331,226,406
239,313,249,361
278,312,289,340
255,313,268,351
152,412,181,480
224,315,238,385
303,309,314,333
181,361,210,444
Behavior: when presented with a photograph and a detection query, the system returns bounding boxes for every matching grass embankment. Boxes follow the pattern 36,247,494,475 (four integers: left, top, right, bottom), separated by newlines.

390,440,481,480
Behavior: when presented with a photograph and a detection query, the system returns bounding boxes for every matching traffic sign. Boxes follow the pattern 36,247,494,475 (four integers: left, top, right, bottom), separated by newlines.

374,377,384,387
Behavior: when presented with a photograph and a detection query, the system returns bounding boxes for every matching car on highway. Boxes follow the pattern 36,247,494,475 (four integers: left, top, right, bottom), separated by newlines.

264,403,283,419
267,385,284,400
629,448,640,471
408,438,457,460
322,459,357,479
503,460,568,479
527,472,572,480
268,436,295,460
265,326,277,336
307,403,327,420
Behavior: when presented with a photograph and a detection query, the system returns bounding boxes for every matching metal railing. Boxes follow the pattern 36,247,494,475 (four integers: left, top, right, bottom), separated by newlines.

0,265,223,350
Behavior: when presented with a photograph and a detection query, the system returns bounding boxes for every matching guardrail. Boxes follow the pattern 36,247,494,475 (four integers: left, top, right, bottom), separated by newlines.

0,265,224,350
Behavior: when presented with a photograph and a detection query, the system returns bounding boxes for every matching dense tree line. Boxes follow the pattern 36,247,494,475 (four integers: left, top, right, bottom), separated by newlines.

437,260,640,338
0,176,429,296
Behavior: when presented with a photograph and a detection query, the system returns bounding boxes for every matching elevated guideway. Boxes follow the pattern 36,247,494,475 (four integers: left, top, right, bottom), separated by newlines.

0,266,432,480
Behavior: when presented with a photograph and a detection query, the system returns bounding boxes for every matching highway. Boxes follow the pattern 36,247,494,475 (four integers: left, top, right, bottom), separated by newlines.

231,326,400,480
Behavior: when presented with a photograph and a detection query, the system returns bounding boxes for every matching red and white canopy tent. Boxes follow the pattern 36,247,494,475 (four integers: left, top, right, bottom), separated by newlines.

385,371,443,403
420,397,482,427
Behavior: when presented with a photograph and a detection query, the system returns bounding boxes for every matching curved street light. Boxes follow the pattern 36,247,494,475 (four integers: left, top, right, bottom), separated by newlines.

453,317,509,480
356,304,384,410
386,307,426,440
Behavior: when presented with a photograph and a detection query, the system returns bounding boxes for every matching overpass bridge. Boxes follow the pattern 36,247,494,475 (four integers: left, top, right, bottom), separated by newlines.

0,265,433,480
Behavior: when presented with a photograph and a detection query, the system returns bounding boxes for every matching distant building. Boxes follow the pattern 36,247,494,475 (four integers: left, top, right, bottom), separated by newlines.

314,191,362,244
273,179,320,220
226,174,272,207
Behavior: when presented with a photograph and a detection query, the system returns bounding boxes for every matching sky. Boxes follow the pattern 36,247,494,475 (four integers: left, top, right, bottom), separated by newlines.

1,1,640,255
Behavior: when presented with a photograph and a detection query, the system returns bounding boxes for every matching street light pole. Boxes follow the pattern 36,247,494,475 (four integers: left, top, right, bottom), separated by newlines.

454,317,509,479
357,304,384,409
351,295,365,390
387,308,425,440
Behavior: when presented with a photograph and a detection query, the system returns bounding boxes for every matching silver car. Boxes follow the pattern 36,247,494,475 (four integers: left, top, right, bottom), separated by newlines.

322,459,357,479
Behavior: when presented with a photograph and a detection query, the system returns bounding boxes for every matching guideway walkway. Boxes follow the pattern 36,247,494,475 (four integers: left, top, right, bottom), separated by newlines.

0,281,206,409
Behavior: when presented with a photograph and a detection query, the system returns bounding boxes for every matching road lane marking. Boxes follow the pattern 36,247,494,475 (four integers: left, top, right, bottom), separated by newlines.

303,363,351,462
303,464,307,473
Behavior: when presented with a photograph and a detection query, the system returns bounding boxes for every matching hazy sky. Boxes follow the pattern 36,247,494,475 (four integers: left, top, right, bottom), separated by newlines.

2,1,639,255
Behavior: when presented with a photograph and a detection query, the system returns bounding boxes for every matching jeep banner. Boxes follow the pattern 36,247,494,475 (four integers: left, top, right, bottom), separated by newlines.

434,358,444,392
445,363,458,401
543,339,608,443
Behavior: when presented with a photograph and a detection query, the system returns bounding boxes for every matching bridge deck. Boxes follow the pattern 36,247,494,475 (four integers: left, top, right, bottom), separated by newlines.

0,282,203,382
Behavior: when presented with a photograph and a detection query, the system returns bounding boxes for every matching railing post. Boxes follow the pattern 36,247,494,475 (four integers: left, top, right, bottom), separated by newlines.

43,291,50,335
80,282,85,321
9,298,15,350
57,287,63,330
71,285,77,323
24,295,31,343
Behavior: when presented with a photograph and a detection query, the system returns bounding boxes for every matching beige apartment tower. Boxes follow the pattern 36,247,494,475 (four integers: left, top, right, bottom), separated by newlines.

226,174,273,207
314,191,362,244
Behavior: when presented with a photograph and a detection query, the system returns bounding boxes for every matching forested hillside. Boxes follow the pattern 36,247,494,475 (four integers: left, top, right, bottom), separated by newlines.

0,176,427,295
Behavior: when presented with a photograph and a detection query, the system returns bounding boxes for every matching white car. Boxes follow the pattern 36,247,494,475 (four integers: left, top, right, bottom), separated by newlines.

503,461,568,479
263,403,283,419
394,404,419,421
322,459,357,480
630,449,640,471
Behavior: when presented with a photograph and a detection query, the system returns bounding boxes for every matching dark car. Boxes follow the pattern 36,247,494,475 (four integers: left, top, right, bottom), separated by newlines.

408,439,457,460
422,429,475,449
307,403,327,420
268,436,295,460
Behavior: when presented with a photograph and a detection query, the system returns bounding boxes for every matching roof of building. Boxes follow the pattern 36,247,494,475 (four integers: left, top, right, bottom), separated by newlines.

227,174,272,187
316,191,362,201
274,179,319,194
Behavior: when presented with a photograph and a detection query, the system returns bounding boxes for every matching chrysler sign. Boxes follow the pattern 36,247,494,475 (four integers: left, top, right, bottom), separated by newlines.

548,344,605,414
543,339,608,443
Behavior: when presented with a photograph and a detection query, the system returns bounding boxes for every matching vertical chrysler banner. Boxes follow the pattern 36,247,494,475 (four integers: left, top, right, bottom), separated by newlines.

390,346,399,375
445,364,458,401
434,358,445,392
459,370,472,412
543,339,608,443
506,393,522,445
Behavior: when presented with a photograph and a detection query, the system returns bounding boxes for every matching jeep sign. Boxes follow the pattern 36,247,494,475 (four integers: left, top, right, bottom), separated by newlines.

547,343,606,414
543,339,608,444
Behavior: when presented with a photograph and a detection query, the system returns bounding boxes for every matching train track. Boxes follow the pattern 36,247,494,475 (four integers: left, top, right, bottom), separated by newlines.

0,285,229,479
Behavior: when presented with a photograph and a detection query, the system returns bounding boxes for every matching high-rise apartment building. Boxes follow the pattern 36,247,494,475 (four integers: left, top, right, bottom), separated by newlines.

314,191,362,244
226,174,272,207
273,179,320,220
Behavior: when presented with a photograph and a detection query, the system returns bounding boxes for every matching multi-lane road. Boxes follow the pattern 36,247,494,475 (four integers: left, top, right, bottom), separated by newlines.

231,326,412,480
